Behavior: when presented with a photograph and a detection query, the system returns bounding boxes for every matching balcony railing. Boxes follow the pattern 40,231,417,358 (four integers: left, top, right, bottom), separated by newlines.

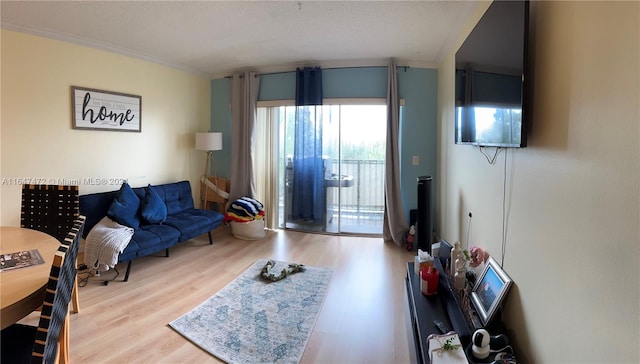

326,159,385,224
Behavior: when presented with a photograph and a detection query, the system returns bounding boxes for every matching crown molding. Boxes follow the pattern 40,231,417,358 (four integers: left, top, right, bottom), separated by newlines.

4,23,439,80
1,23,208,77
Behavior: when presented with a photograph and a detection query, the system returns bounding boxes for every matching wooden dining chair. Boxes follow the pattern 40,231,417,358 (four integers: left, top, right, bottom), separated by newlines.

20,184,82,314
20,184,80,242
0,216,84,364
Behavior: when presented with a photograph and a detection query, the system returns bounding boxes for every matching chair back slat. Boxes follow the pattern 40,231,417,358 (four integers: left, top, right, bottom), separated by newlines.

30,215,85,363
20,184,79,243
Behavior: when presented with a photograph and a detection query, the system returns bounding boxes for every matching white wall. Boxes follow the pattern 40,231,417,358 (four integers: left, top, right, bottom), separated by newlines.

438,2,639,362
1,30,211,226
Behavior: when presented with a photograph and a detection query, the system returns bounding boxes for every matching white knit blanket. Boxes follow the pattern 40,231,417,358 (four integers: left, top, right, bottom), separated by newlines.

84,216,134,271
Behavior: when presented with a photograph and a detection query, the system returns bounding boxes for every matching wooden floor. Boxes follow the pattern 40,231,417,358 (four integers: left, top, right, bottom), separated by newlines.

52,226,414,363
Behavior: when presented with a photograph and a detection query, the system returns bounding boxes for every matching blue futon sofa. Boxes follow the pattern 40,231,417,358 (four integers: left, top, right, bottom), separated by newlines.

79,180,224,281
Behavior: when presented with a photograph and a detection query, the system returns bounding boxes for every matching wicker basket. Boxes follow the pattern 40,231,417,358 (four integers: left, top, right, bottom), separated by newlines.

230,219,265,240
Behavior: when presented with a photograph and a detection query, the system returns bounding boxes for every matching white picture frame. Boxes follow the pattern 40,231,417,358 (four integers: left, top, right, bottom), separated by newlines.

470,256,513,327
71,86,141,132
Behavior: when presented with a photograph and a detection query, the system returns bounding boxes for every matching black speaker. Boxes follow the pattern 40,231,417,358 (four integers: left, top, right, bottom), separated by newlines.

417,176,432,254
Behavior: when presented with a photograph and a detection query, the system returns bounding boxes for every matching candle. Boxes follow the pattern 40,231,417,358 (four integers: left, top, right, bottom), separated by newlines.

421,265,440,295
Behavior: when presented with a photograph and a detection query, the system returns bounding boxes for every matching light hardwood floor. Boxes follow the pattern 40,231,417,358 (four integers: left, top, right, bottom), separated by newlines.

62,226,415,363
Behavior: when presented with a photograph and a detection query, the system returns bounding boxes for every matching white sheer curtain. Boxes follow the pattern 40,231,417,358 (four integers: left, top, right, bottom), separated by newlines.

229,71,260,202
253,108,279,229
383,61,408,246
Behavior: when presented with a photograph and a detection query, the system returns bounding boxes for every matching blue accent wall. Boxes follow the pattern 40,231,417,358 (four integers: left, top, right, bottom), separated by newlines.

211,66,438,225
259,72,295,100
323,67,388,98
258,67,388,100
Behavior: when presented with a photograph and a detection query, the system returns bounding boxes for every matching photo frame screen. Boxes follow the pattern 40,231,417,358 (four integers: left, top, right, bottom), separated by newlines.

470,256,513,327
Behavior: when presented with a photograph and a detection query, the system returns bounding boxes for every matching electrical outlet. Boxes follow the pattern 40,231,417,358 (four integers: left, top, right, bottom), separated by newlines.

412,155,419,165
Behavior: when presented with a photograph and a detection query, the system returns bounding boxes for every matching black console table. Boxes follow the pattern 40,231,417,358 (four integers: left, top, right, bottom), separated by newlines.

404,259,473,364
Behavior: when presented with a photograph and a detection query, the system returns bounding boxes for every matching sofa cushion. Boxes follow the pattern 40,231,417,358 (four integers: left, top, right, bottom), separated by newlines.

164,208,224,241
107,183,141,229
141,185,167,224
141,181,195,216
118,224,181,262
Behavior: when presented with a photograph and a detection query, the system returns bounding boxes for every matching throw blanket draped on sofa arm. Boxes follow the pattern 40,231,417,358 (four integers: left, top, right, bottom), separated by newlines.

84,216,134,271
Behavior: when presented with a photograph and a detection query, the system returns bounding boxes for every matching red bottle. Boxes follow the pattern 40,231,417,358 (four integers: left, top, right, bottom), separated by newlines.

420,265,439,296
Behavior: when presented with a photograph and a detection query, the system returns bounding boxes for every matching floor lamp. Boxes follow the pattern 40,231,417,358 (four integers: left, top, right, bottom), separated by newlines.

196,132,223,209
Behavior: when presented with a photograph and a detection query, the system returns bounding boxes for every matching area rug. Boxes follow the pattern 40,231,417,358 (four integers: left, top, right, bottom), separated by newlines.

169,259,334,364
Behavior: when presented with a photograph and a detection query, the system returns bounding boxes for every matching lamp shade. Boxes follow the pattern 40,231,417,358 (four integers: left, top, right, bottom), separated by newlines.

195,132,222,151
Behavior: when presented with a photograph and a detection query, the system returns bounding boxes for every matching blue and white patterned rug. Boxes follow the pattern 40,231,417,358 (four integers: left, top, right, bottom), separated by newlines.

169,259,334,364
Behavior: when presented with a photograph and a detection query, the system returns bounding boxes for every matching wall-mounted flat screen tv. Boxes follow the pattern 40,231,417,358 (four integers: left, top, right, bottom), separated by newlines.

455,0,529,148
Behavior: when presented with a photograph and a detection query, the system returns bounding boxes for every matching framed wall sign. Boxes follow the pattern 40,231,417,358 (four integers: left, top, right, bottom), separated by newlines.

470,256,513,327
71,86,141,132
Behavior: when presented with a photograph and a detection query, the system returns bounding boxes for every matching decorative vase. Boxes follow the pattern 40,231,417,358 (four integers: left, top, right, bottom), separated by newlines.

454,257,466,290
450,241,462,276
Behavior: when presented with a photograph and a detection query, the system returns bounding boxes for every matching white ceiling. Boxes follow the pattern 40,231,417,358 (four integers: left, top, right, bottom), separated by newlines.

1,0,481,78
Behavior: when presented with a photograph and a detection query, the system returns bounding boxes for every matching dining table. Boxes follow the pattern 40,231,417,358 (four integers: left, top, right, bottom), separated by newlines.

0,226,60,330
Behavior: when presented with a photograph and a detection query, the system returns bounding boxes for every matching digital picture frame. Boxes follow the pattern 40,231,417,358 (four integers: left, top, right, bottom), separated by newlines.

470,256,513,327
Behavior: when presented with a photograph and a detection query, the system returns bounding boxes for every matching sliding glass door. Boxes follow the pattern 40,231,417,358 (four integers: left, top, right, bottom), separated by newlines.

255,100,386,235
323,104,386,234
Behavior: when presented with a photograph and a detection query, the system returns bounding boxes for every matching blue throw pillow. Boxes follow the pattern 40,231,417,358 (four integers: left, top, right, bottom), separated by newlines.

141,184,167,224
107,182,141,229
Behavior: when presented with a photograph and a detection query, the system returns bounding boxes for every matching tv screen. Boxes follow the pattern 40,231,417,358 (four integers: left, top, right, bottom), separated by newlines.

455,0,529,148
